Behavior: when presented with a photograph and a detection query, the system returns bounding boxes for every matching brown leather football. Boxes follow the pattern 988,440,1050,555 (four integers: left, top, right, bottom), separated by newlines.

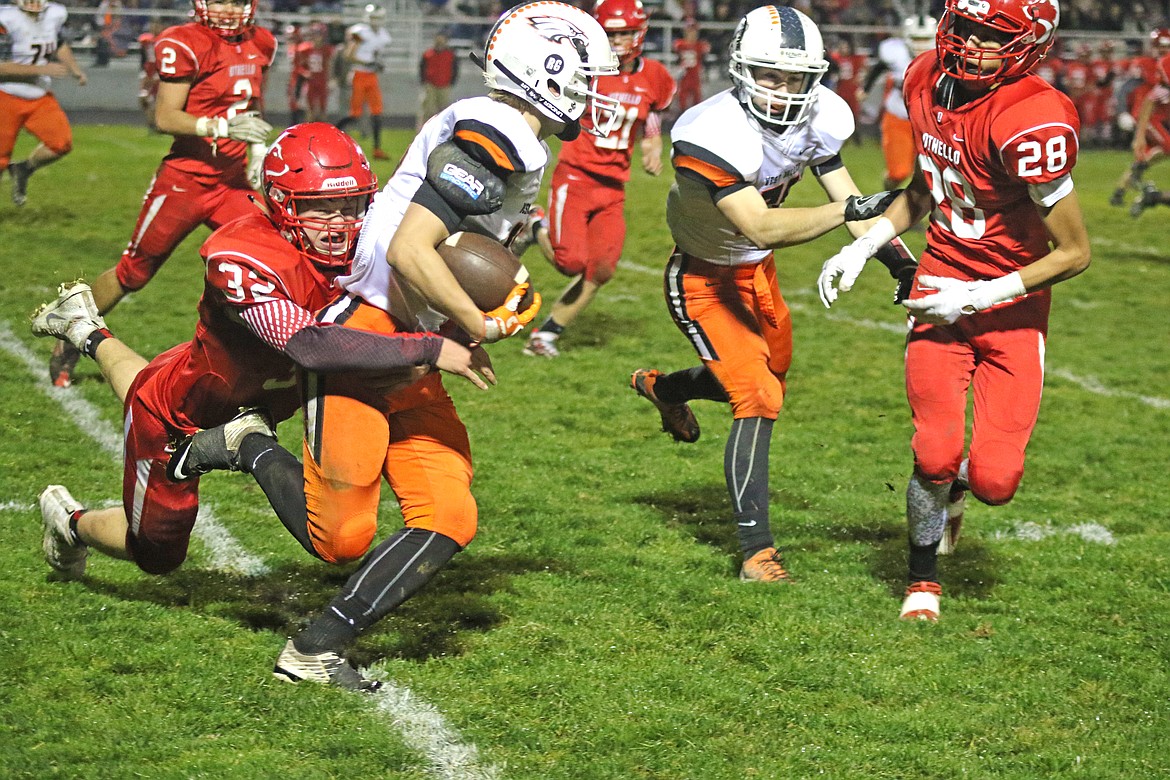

436,232,534,312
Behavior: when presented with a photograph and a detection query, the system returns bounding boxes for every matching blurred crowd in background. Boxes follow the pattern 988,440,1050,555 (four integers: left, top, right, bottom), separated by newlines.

59,0,1170,149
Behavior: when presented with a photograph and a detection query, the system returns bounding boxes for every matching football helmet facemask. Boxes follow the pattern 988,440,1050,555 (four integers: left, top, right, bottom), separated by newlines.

17,0,47,15
729,5,830,128
482,1,621,139
263,123,379,270
594,0,649,65
193,0,256,38
936,0,1060,86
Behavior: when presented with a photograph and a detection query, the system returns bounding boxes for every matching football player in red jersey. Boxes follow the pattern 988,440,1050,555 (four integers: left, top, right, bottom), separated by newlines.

136,17,165,129
1111,29,1170,208
818,0,1091,621
46,0,277,389
30,126,481,639
522,0,675,358
302,22,334,122
1128,52,1170,216
673,21,710,112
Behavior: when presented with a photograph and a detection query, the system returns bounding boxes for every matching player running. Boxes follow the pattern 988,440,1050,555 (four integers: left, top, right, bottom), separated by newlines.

817,0,1090,621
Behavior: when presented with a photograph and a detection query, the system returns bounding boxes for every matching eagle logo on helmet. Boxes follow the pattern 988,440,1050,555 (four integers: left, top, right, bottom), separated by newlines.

528,16,590,58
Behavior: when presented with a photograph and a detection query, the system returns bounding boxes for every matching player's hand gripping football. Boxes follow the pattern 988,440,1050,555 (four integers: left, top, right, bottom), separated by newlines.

481,282,541,343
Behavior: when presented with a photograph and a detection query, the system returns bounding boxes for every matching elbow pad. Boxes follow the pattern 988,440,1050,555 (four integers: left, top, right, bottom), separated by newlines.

425,140,506,217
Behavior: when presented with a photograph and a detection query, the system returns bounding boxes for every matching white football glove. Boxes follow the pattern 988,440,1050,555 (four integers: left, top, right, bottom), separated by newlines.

902,273,1026,325
195,112,273,144
818,238,875,308
247,143,267,191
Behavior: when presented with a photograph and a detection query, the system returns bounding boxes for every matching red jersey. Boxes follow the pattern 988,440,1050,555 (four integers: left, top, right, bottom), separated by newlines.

137,210,342,432
153,22,277,177
558,57,675,182
305,42,333,87
291,40,312,80
1060,59,1092,97
421,46,457,88
673,38,709,75
138,31,158,77
832,51,867,90
904,57,1080,279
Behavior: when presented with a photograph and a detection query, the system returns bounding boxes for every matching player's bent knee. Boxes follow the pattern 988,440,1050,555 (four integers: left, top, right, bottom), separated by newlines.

129,539,188,575
48,139,73,157
969,471,1021,506
411,492,477,548
589,263,617,285
731,380,784,419
310,513,378,564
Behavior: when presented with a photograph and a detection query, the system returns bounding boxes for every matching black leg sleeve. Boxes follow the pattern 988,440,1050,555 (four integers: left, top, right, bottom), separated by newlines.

654,365,729,404
237,433,320,560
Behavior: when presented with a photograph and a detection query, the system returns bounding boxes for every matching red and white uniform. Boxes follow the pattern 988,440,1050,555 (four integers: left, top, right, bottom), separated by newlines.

666,87,854,419
288,37,311,112
0,2,73,168
114,22,276,292
137,29,160,104
831,50,867,120
547,57,674,282
902,55,1080,502
1134,54,1170,159
122,209,344,574
673,36,709,111
303,41,333,114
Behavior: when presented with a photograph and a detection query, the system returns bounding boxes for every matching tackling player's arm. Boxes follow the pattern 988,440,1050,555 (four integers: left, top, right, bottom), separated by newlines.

672,141,847,249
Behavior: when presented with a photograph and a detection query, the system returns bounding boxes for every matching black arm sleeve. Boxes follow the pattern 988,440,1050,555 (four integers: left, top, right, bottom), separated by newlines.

284,323,444,373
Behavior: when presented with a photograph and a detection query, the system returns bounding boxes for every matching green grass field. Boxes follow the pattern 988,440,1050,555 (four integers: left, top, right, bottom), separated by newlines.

1,125,1168,779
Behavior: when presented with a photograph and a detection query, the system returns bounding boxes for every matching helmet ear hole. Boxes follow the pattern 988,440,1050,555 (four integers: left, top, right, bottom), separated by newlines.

547,80,562,98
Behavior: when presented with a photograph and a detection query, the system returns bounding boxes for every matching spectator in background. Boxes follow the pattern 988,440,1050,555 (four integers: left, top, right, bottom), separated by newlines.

337,3,391,160
1,0,88,207
417,31,457,130
672,21,708,112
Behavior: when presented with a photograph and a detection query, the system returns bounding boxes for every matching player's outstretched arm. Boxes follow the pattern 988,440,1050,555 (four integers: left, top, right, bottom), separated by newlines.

717,186,847,250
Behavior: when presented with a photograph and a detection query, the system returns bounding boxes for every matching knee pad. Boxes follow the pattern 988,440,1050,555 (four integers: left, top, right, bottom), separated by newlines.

731,377,784,419
310,511,378,565
47,139,73,157
409,490,477,548
129,535,188,575
968,465,1021,507
588,261,617,285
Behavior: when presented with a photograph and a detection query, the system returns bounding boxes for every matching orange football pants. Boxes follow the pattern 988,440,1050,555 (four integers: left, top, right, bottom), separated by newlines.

349,70,383,116
0,91,73,168
881,112,914,185
664,250,791,420
303,297,475,564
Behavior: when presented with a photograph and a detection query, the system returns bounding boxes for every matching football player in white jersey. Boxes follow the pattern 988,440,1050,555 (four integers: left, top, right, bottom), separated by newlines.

336,3,393,159
0,0,87,206
176,1,617,688
630,5,914,583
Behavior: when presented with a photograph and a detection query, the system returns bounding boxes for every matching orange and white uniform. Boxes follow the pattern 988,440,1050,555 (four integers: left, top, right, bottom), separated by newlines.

0,1,72,168
345,20,390,117
875,35,916,185
302,96,548,562
666,86,853,420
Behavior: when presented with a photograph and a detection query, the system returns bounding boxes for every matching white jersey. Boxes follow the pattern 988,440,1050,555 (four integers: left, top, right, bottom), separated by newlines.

343,95,548,331
877,37,912,120
667,87,853,266
0,2,68,99
346,22,390,74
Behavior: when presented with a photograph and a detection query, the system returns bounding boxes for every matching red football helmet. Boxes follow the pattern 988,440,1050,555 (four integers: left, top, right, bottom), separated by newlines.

594,0,649,64
263,124,379,270
1151,28,1170,53
193,0,256,38
936,0,1060,86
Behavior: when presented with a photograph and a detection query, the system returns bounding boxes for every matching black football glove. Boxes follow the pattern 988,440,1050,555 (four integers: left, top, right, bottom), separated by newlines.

873,237,918,305
844,189,902,222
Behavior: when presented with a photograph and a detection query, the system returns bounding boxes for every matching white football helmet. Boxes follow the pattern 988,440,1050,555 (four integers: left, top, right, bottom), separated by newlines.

18,0,46,13
483,1,621,139
364,3,386,25
729,5,829,128
903,13,938,57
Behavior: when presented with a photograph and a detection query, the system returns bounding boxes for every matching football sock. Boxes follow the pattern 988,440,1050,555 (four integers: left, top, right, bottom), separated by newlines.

68,511,85,546
537,318,564,336
237,434,319,559
81,328,113,359
296,528,461,653
908,541,940,584
907,472,949,546
654,365,728,404
726,416,775,555
372,116,383,150
335,116,354,132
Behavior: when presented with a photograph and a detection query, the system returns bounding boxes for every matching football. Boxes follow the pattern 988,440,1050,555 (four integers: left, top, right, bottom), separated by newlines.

437,232,534,312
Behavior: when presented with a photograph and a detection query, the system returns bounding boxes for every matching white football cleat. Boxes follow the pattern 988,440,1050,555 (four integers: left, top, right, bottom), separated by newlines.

899,581,941,622
40,485,88,580
30,281,107,352
522,333,560,358
273,639,382,692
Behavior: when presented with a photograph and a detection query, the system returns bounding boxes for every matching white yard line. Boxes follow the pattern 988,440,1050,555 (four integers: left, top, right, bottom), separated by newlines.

1,321,500,779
